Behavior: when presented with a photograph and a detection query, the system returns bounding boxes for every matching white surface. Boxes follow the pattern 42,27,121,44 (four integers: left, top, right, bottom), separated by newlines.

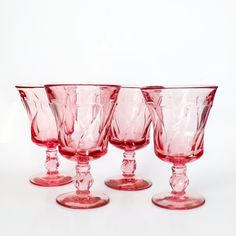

0,0,236,235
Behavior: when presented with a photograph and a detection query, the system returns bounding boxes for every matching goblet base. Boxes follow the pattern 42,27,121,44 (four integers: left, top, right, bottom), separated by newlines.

152,192,205,210
105,176,152,191
30,173,72,187
56,191,109,209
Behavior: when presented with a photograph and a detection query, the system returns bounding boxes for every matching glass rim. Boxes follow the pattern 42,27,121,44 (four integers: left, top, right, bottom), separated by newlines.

141,85,218,90
44,83,121,89
120,86,142,89
15,85,44,89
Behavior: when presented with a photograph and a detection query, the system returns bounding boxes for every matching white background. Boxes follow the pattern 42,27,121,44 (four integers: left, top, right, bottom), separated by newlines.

0,0,236,235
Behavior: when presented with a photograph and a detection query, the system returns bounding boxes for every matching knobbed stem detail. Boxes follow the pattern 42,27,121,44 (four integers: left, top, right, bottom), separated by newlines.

121,151,136,178
45,148,59,175
169,165,189,195
74,162,94,195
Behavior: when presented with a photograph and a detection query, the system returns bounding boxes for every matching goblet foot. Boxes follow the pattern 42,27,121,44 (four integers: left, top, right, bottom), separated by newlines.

105,176,152,191
152,192,205,210
30,173,72,187
56,192,109,209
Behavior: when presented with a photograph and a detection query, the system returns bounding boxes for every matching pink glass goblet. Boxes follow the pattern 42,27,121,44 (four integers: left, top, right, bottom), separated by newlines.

142,85,217,210
105,87,152,191
45,84,120,209
16,85,72,187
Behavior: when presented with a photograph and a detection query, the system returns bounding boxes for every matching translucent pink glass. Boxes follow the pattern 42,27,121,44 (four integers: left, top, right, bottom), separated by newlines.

105,87,152,191
16,85,72,186
45,84,120,209
141,86,217,210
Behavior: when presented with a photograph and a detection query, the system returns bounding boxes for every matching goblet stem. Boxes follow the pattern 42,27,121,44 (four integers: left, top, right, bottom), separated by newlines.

121,151,136,178
105,150,151,191
45,148,59,175
56,161,109,209
169,164,189,195
74,162,94,196
152,164,204,209
30,147,72,186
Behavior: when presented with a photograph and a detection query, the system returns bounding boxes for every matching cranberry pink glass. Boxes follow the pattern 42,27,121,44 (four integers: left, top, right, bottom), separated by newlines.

45,84,120,209
141,86,217,210
16,85,72,187
105,87,152,191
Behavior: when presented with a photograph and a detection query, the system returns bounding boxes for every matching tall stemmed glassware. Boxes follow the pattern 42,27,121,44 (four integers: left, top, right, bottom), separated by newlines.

16,85,72,186
142,86,217,210
45,84,120,209
105,87,152,191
